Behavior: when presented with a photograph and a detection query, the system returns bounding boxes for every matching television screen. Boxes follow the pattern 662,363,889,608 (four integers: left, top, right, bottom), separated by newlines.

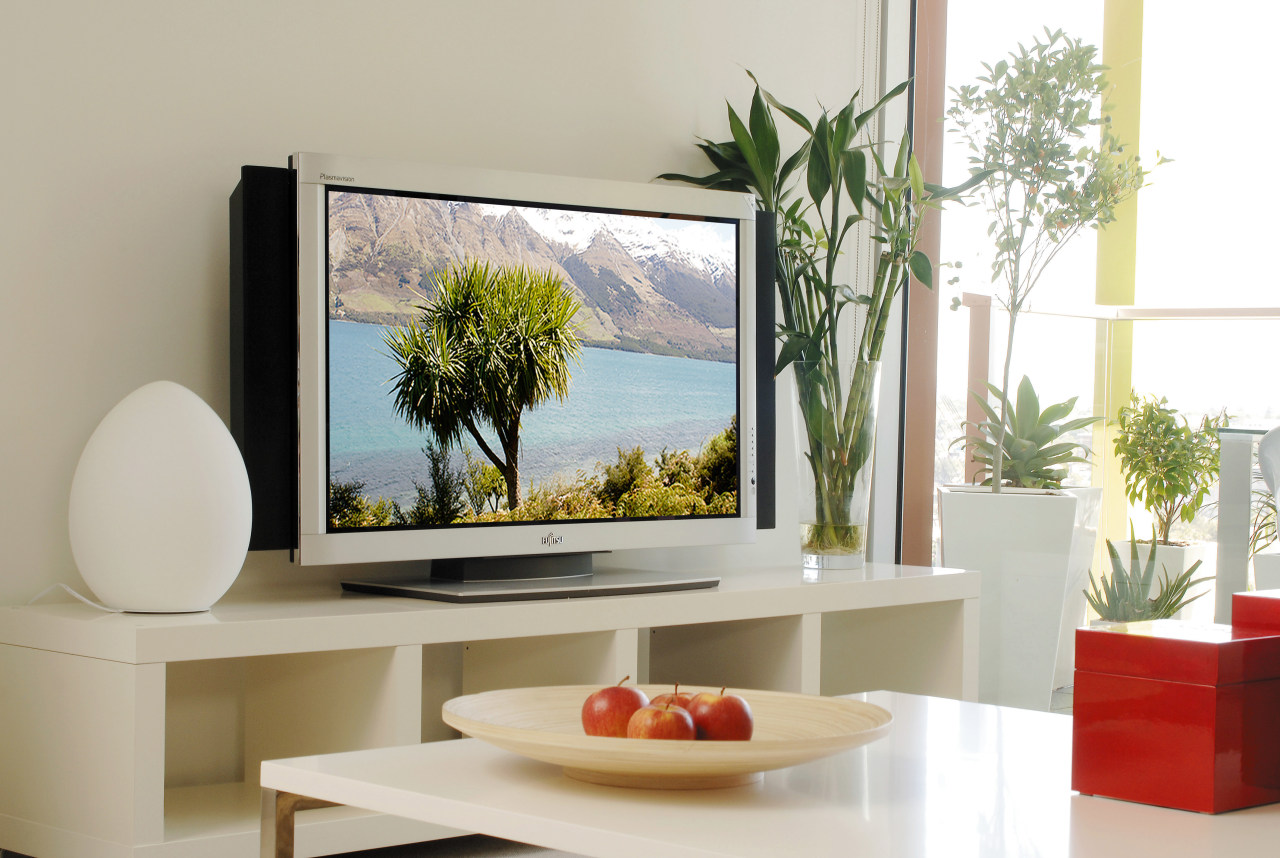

325,188,741,533
293,153,757,570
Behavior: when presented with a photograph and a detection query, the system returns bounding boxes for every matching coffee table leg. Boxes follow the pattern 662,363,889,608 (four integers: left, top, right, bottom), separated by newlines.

261,788,340,858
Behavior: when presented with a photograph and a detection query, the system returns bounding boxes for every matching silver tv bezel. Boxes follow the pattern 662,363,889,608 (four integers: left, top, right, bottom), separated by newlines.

294,152,757,567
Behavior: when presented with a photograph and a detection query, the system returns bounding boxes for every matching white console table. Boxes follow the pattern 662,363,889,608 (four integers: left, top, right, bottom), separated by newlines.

0,564,977,858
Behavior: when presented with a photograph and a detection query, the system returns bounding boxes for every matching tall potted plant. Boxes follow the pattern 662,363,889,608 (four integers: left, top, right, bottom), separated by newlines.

937,29,1147,710
939,373,1104,707
945,28,1147,490
1112,392,1230,616
661,72,984,569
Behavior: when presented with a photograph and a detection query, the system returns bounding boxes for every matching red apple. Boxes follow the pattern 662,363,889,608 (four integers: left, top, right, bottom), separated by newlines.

626,701,696,740
650,682,693,710
581,676,649,737
687,687,753,740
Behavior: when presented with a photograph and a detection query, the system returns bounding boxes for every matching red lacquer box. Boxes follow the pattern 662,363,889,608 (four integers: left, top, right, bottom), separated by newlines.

1233,590,1280,634
1072,610,1280,813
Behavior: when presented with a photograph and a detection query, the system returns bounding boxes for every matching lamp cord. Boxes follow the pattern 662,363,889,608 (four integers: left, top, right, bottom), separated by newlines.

27,583,124,613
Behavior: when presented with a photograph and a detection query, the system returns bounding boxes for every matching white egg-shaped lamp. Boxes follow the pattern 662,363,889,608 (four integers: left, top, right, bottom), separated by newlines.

69,381,252,612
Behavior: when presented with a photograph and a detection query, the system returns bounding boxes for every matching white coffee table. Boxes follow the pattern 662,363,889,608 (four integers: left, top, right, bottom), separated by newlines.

260,691,1280,858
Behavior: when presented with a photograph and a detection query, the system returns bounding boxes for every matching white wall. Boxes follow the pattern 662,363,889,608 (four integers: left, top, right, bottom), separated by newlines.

0,0,891,605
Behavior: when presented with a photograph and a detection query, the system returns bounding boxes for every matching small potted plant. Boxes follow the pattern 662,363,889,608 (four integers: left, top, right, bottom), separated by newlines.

1111,392,1229,616
1085,528,1213,622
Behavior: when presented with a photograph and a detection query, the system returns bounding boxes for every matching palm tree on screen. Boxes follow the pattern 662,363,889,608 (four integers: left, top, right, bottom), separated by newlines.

384,258,581,510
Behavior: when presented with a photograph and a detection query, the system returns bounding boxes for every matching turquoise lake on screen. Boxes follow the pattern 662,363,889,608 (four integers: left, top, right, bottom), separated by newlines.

327,319,737,507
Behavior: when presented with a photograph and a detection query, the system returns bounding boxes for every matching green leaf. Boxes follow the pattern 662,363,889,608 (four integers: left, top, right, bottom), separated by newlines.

881,176,911,195
746,69,815,134
837,213,862,251
774,335,812,376
971,388,1002,425
1014,376,1039,426
655,170,750,192
807,116,833,207
696,138,746,170
869,145,888,179
749,87,781,185
894,131,911,178
854,79,910,131
727,103,772,203
909,250,933,288
779,140,812,189
830,99,852,153
1038,398,1077,425
907,150,925,200
842,148,867,214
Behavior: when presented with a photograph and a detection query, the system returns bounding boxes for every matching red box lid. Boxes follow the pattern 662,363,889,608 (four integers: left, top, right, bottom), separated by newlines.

1233,591,1280,634
1075,620,1280,685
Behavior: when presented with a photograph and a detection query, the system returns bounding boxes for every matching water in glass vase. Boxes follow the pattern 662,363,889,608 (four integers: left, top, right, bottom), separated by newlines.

800,522,869,570
792,359,881,575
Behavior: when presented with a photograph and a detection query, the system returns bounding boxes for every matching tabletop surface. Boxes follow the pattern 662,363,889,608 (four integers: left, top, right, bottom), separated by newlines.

260,691,1280,858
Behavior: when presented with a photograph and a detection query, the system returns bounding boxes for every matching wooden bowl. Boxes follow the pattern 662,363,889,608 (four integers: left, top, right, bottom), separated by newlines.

442,684,892,789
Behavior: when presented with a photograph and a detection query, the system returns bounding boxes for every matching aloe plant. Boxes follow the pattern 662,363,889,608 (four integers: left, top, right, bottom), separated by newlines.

659,72,987,559
956,375,1098,490
1085,527,1213,622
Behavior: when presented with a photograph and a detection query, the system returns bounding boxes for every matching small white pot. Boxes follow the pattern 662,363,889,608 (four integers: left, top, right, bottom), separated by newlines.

1254,549,1280,591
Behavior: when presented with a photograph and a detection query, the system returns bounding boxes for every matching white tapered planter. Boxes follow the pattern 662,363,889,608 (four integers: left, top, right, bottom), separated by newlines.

938,485,1101,711
1054,487,1102,691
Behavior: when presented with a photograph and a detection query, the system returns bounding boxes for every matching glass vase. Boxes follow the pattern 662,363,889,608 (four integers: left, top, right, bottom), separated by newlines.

792,359,881,572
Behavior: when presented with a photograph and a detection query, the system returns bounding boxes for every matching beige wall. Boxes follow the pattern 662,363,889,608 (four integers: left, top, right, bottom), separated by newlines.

0,0,885,604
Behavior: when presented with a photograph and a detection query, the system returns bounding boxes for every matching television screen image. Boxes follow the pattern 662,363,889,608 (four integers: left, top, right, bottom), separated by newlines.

324,189,741,533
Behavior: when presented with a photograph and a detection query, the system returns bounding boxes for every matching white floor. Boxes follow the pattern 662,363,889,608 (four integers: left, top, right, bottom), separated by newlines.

0,838,578,858
0,836,578,858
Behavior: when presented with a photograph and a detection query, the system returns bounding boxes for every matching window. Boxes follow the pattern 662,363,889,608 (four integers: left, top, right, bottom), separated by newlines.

904,0,1280,570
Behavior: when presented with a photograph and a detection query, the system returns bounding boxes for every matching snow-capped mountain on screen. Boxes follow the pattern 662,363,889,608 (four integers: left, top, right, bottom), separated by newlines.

327,193,738,362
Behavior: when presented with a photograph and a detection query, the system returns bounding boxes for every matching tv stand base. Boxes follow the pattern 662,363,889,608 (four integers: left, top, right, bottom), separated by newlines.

340,568,720,603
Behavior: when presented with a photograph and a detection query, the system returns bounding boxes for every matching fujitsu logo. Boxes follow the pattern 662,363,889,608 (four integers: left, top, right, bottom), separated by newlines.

319,172,356,183
541,532,565,546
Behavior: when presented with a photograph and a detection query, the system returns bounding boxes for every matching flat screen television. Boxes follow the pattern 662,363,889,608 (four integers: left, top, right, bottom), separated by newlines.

278,153,760,600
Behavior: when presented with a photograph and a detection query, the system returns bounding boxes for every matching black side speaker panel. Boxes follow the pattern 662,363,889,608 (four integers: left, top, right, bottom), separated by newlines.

754,211,777,530
230,165,297,551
